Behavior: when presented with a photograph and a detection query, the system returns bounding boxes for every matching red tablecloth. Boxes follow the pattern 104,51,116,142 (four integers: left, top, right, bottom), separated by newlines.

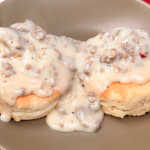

144,0,150,4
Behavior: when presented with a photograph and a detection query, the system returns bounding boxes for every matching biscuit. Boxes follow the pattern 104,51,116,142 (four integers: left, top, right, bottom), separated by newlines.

76,27,150,118
0,20,76,122
0,91,61,121
100,81,150,118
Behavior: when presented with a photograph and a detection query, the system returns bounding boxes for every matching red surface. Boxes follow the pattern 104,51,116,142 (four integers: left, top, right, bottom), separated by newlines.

144,0,150,4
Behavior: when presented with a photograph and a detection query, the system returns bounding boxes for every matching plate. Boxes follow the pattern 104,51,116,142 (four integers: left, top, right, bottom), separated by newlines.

0,0,150,150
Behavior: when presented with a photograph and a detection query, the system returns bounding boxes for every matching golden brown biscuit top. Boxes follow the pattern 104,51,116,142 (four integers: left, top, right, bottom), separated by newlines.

75,27,150,96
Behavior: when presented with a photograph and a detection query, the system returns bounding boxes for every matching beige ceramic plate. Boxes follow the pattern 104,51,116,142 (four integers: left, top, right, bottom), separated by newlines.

0,0,150,150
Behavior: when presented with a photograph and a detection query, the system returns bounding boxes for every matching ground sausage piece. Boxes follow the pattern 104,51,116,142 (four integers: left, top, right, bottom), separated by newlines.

1,63,15,78
31,26,46,41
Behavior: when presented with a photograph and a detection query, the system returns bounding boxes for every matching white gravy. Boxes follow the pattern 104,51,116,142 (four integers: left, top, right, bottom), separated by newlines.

0,20,150,133
0,20,78,122
47,27,150,132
